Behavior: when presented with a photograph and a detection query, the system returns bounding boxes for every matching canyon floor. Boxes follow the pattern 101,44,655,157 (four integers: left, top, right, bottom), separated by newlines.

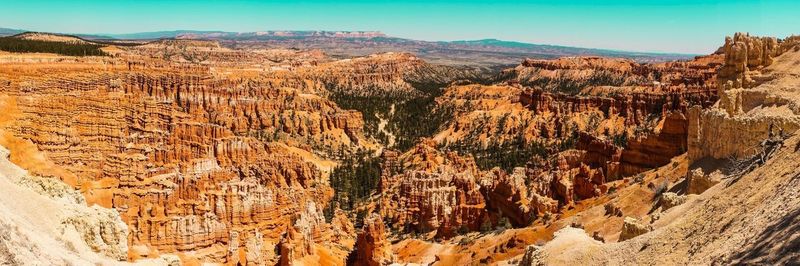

0,32,798,265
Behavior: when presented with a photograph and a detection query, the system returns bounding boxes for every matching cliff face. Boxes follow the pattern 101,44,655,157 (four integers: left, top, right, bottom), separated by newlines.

295,52,427,96
0,42,374,264
412,54,722,236
277,52,477,98
520,87,716,126
501,55,720,94
621,112,689,173
717,32,800,90
513,35,800,265
379,121,691,237
435,52,720,151
501,57,646,93
479,167,559,227
0,144,139,265
432,84,533,148
689,33,800,163
1,39,477,264
349,213,394,266
6,30,798,266
378,140,489,237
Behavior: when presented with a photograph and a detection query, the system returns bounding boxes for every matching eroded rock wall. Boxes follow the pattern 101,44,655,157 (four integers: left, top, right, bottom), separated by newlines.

379,141,488,237
0,43,375,264
717,32,800,90
349,213,394,266
689,33,800,163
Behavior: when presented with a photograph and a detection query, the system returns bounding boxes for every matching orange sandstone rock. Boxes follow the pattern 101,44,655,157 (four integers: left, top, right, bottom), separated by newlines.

349,213,394,266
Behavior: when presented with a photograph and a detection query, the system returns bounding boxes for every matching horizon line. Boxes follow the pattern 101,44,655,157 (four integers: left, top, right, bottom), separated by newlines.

1,26,709,56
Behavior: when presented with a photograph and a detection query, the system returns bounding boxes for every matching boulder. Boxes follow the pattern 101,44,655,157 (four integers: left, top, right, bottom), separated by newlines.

660,192,687,210
518,245,546,266
686,168,722,194
619,217,653,241
604,202,623,217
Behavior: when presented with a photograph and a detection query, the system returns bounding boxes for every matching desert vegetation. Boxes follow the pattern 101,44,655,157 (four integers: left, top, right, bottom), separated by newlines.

0,36,108,56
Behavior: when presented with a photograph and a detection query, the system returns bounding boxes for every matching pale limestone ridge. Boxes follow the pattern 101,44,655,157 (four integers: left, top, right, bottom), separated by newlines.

0,145,174,265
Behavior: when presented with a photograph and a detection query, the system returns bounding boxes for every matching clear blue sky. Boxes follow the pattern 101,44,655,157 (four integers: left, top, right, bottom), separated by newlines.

2,0,798,54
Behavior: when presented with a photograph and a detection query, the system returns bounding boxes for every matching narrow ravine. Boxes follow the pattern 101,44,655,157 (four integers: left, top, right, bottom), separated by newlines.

376,103,397,148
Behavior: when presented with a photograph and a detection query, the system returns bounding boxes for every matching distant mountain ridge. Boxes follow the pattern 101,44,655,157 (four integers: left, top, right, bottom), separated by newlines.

0,28,113,40
100,30,387,40
105,30,219,40
0,27,24,36
0,27,697,64
163,31,695,63
0,28,387,40
445,39,693,57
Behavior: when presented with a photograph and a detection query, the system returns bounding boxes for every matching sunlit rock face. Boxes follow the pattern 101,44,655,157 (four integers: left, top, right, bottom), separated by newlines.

0,41,379,264
4,30,798,266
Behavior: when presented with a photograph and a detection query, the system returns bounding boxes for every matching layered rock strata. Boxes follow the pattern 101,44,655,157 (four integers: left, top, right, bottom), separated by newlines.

688,33,800,163
0,41,377,264
378,140,489,237
618,217,652,241
717,32,800,90
0,144,135,264
349,213,394,266
503,55,721,95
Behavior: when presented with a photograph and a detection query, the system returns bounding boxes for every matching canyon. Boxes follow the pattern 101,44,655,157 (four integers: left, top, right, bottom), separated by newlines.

0,30,798,265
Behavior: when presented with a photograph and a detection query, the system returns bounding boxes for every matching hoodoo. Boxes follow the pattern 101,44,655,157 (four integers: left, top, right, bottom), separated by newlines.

1,2,798,265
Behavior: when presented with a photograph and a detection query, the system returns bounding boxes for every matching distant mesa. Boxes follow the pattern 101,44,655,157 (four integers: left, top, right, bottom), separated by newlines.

0,27,694,65
11,32,91,44
176,30,388,40
141,38,222,49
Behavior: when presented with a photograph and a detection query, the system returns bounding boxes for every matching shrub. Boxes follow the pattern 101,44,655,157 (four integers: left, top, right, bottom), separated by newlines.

458,225,470,235
612,133,628,148
496,217,512,230
652,181,669,200
634,173,645,184
480,217,493,232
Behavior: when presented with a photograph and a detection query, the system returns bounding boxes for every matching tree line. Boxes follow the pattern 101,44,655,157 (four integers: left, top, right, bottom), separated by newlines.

0,37,108,56
327,149,382,211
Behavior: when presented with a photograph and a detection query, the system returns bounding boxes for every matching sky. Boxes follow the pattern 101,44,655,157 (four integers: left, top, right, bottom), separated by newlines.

1,0,798,54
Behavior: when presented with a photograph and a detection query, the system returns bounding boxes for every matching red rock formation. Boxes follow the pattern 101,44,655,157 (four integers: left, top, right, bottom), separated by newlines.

505,57,645,92
520,87,716,126
504,55,721,94
379,141,488,237
479,152,608,222
620,112,688,174
688,33,800,163
545,111,690,181
573,132,622,178
717,32,800,90
0,45,374,264
349,213,394,266
278,225,309,266
547,150,608,205
428,54,722,228
0,72,350,260
434,52,721,154
479,168,557,227
4,31,782,265
284,52,471,97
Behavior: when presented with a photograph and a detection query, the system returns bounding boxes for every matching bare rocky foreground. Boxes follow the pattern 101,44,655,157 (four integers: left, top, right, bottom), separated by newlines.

0,32,798,265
